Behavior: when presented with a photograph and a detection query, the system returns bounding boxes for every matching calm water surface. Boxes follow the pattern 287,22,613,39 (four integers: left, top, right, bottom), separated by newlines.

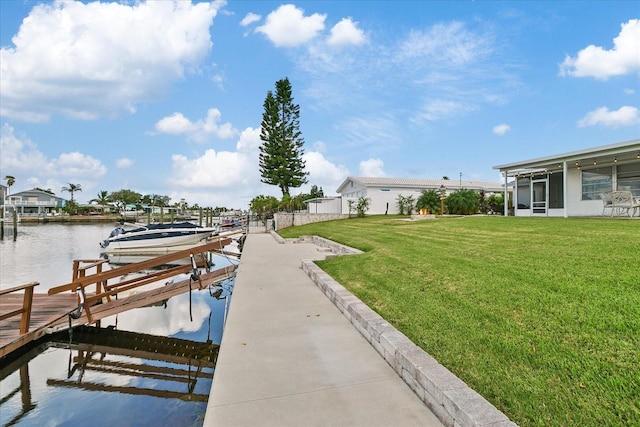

0,223,237,426
0,223,116,290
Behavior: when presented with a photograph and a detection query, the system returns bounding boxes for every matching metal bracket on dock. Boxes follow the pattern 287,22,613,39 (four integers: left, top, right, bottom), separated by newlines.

69,287,86,320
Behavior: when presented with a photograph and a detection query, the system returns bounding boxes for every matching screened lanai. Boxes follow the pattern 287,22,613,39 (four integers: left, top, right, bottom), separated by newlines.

493,139,640,217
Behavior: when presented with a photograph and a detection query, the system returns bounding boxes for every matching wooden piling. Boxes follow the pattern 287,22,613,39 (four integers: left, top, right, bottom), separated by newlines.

13,210,18,241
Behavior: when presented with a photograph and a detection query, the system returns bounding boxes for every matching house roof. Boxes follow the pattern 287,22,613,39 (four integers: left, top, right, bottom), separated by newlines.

493,138,640,176
10,188,65,199
336,176,503,194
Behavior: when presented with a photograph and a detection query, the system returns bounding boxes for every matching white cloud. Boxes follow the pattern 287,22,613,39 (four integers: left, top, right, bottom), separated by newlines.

338,115,401,150
240,12,261,27
577,106,640,128
0,123,106,195
51,152,107,180
170,127,260,188
0,0,221,122
313,141,327,152
300,19,509,132
327,18,366,47
559,19,640,80
493,124,511,135
156,113,197,134
256,4,326,47
412,99,477,122
116,158,134,169
0,123,49,175
154,108,237,143
359,158,385,177
167,127,264,208
303,151,349,193
397,21,493,67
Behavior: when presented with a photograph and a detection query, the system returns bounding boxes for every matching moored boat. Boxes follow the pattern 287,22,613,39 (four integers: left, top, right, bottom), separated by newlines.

100,221,217,250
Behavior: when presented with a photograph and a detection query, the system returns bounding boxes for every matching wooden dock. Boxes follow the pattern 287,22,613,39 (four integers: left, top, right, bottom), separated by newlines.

0,293,79,358
1,239,238,359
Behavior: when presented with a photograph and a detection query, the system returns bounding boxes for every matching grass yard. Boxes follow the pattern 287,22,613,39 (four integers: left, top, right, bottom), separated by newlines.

278,216,640,426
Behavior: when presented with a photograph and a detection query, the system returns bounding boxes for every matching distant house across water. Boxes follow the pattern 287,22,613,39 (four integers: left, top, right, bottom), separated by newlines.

2,188,67,217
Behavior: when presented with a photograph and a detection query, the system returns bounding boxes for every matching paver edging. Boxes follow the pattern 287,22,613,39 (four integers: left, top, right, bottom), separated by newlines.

296,237,517,427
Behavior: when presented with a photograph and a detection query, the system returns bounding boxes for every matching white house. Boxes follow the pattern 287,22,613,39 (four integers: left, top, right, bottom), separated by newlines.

304,197,342,214
335,177,504,215
493,138,640,217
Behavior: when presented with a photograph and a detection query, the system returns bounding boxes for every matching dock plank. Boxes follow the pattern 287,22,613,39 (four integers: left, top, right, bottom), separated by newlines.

0,293,79,358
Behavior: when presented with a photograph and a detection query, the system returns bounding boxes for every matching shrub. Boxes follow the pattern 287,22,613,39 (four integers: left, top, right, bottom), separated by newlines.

445,189,479,215
356,197,370,218
486,193,505,215
416,189,441,214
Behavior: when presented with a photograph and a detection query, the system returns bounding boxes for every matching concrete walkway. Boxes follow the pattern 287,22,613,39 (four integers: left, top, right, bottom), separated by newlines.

203,233,443,427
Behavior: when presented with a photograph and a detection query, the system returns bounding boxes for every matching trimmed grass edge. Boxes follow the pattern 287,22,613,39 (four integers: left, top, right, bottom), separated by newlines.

272,231,517,427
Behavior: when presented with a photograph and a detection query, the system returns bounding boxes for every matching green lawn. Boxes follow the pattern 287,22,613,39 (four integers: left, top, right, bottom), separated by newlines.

278,216,640,426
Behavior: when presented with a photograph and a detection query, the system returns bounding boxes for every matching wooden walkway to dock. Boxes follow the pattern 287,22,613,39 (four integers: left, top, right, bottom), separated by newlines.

0,293,79,358
1,239,238,359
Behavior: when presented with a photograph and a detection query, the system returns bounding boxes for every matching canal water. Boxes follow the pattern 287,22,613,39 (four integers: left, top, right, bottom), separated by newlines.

0,223,237,426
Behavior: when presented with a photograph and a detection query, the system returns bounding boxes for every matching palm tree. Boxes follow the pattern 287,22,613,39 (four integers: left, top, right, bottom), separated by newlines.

90,190,111,213
61,183,82,202
4,175,15,194
90,190,110,205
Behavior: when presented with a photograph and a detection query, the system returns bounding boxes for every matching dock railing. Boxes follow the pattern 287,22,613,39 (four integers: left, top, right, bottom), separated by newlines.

0,282,39,334
48,238,234,324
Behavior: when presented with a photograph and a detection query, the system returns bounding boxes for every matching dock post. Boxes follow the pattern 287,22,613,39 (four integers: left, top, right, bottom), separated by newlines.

13,210,18,241
20,284,36,334
1,218,4,239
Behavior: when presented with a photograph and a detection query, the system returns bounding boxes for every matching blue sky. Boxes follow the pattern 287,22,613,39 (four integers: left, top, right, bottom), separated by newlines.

1,1,638,209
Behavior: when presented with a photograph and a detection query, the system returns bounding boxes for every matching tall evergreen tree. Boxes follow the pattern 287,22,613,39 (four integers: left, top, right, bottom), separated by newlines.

259,78,308,197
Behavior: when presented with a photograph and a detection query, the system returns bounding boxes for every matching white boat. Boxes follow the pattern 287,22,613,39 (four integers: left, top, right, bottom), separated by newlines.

99,221,217,250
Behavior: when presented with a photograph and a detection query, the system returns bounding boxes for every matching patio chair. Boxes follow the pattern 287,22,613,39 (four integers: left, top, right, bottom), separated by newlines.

609,191,640,217
599,192,614,216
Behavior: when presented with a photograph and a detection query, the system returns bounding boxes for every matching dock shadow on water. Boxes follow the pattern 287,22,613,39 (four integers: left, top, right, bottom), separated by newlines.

0,277,234,427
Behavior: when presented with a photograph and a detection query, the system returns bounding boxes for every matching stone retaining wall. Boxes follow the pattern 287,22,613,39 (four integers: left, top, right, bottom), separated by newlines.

273,213,349,230
276,233,517,427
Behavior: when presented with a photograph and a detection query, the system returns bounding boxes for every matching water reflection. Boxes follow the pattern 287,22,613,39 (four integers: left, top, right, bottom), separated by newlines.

0,280,233,427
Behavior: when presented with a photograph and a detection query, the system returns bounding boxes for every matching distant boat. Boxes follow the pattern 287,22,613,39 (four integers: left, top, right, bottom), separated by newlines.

100,221,217,250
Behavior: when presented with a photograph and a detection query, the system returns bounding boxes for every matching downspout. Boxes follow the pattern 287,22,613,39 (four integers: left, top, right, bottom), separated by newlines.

563,160,568,218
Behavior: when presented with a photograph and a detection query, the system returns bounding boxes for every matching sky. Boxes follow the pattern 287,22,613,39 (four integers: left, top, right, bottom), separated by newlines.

1,1,638,209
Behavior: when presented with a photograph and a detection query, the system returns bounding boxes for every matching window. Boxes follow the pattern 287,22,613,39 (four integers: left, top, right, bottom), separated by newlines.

581,167,612,200
516,178,530,209
617,163,640,197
